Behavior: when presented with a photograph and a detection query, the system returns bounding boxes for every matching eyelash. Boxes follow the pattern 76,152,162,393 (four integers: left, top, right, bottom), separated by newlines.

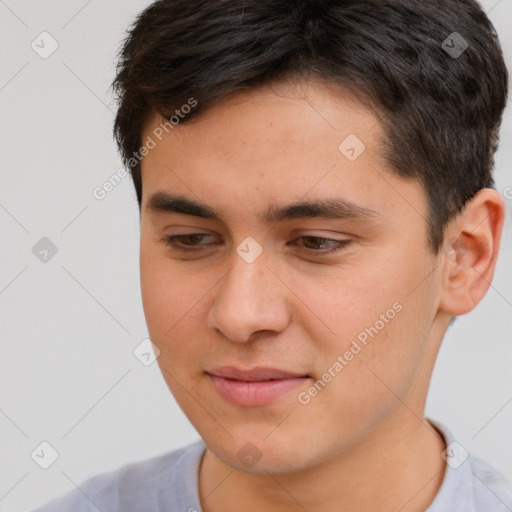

161,233,351,255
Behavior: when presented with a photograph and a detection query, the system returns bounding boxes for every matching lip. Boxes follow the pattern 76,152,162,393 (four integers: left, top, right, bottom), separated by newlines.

206,366,311,407
208,366,308,381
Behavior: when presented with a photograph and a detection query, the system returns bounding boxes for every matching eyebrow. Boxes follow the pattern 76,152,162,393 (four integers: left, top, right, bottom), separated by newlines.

145,191,384,225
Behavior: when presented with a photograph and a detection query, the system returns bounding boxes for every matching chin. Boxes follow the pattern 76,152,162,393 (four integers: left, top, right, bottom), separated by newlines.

202,428,325,475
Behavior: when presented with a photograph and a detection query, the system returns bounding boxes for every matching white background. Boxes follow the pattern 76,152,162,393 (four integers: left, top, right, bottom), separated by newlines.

1,1,511,510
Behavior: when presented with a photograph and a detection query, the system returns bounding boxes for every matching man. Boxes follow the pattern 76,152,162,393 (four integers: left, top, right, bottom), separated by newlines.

31,0,511,510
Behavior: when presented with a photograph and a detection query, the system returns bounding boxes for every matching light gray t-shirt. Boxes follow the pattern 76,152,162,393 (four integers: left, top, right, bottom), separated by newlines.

29,420,512,512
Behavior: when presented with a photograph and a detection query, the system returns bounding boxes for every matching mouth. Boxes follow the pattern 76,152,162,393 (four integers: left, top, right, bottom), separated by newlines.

206,366,312,407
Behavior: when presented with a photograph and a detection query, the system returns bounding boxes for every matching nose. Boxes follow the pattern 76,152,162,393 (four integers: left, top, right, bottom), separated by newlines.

207,248,291,343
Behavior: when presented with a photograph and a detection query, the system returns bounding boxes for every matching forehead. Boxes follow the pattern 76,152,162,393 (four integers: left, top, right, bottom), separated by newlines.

139,80,427,228
144,80,381,161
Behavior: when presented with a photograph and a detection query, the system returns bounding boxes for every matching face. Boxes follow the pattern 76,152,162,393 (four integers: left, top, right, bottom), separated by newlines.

139,79,447,474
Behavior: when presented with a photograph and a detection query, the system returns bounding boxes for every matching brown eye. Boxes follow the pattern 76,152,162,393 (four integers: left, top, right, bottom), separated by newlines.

293,236,351,254
162,233,216,252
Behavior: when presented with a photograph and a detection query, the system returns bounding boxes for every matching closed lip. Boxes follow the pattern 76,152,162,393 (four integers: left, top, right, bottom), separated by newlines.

206,366,310,382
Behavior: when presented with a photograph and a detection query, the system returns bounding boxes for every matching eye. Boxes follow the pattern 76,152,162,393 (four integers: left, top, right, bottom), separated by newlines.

161,233,218,252
291,236,352,254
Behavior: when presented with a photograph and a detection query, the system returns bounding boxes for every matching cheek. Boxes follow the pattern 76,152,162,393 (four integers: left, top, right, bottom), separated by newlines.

139,244,217,368
139,242,194,340
288,262,397,346
296,259,428,394
139,255,199,401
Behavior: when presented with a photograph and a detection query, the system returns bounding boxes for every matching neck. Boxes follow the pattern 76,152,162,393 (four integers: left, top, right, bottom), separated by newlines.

198,414,447,512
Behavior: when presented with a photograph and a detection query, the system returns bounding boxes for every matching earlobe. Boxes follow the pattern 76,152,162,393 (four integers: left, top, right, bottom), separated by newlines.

438,188,505,317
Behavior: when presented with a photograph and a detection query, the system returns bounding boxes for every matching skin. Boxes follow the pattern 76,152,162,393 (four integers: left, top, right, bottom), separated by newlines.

139,79,505,512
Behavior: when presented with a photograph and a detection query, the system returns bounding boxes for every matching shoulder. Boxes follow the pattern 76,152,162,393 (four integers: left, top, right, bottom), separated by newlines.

468,452,512,510
27,439,206,512
427,419,512,512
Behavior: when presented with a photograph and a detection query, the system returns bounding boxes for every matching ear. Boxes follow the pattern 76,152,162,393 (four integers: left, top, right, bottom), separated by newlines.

438,188,505,317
